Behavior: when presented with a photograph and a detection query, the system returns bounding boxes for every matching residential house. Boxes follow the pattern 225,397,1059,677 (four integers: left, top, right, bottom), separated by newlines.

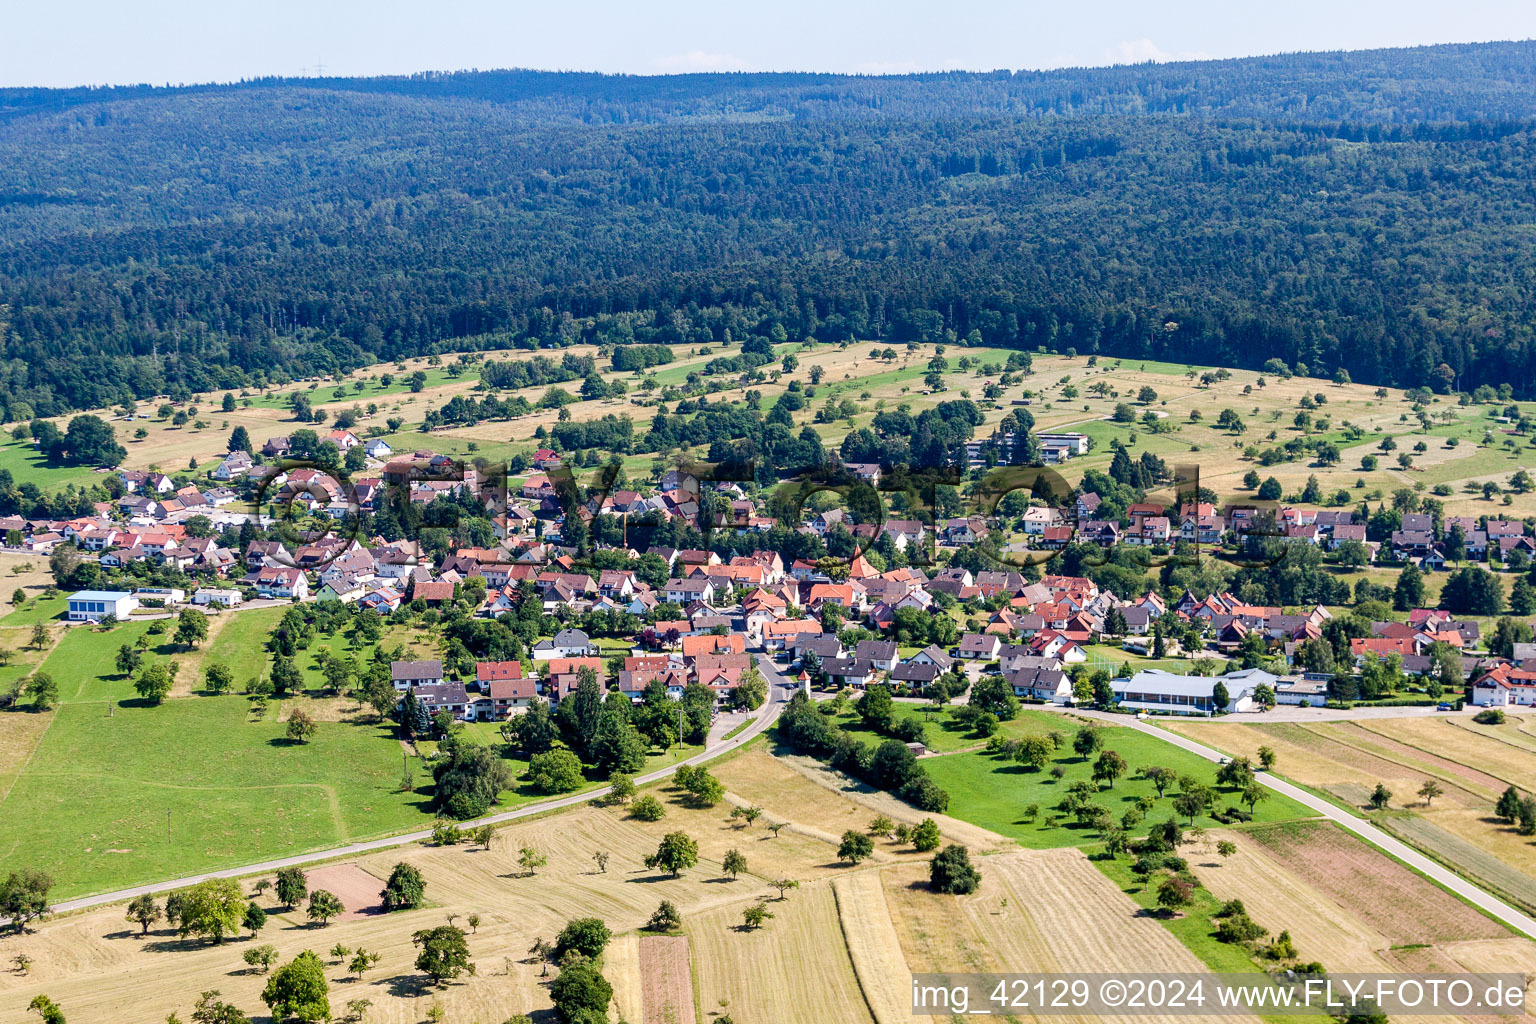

854,640,899,672
531,629,597,660
956,633,1002,661
412,682,471,721
255,567,308,600
392,659,445,691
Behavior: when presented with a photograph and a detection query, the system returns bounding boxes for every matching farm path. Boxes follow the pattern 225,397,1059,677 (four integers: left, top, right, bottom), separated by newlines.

27,638,800,920
1066,707,1536,939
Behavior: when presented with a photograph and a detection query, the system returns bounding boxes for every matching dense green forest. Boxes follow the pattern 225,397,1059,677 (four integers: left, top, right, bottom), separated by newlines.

2,41,1536,418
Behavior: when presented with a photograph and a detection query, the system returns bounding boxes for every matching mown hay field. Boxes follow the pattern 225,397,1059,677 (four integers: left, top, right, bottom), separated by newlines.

1244,821,1506,946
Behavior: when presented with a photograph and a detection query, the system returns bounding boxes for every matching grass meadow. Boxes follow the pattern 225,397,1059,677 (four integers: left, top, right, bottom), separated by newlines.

920,711,1314,847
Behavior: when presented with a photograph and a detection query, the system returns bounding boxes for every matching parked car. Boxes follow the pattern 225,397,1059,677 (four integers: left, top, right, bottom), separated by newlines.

1436,702,1454,711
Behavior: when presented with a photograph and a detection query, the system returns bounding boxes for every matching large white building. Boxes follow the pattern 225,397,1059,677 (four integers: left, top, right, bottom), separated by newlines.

1112,668,1273,716
67,590,139,622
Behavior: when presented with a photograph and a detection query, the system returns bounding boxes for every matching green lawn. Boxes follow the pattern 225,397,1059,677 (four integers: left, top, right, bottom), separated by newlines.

921,712,1313,848
201,606,285,686
37,619,160,702
0,595,68,627
0,697,431,898
0,440,99,490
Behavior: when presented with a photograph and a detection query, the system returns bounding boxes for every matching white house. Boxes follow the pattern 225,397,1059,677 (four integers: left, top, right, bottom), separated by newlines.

193,589,244,607
67,590,139,622
255,567,309,600
531,628,597,660
364,438,393,459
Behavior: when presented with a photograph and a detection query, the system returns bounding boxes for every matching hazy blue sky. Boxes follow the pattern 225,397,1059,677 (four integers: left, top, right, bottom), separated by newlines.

5,1,1535,87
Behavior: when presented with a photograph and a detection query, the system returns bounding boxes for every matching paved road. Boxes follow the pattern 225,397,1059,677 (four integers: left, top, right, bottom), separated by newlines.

1060,706,1536,939
40,650,798,919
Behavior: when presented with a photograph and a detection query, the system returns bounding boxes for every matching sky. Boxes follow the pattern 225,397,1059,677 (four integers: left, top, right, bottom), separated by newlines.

4,0,1536,88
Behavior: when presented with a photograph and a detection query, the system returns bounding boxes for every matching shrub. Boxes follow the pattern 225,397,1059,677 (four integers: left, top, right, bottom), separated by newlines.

630,795,666,821
1474,709,1507,725
379,862,426,911
555,917,612,959
929,844,981,894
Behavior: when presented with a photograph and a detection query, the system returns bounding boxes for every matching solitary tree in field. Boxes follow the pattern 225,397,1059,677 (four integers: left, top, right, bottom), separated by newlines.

379,862,425,910
307,889,344,925
30,624,48,650
1497,786,1524,824
1141,765,1176,797
1368,783,1393,810
768,878,800,901
838,831,874,865
262,950,330,1022
721,849,748,880
174,609,209,649
1156,874,1194,916
25,673,58,710
653,832,699,878
646,901,682,933
1418,780,1444,807
349,949,381,980
472,824,494,850
742,903,773,930
1216,840,1238,860
518,847,547,877
765,821,787,838
1241,783,1267,815
1256,746,1277,771
204,662,233,695
929,845,981,895
134,662,173,705
126,894,161,935
243,944,279,974
243,902,267,936
115,643,142,676
285,708,317,743
413,925,474,986
592,850,609,874
1073,727,1102,762
274,867,307,908
1093,750,1127,789
28,995,65,1024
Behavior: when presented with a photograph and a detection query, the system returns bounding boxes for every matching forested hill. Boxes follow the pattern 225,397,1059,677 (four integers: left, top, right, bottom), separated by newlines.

6,40,1536,124
3,40,1536,418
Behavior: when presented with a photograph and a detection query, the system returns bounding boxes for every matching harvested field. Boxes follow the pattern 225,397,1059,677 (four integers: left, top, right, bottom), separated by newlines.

1380,813,1536,914
882,849,1250,1024
639,934,696,1024
688,880,875,1024
1332,721,1503,797
0,550,55,601
1246,821,1507,945
302,863,386,922
1161,721,1382,791
834,871,922,1024
606,933,644,1024
1200,829,1393,973
1442,938,1536,1004
1375,717,1536,788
